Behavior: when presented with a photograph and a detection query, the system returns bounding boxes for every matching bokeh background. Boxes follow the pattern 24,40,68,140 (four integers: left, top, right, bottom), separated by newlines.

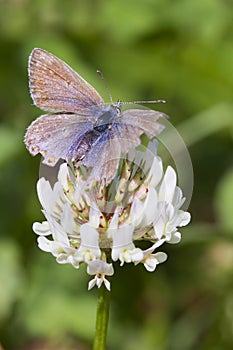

0,0,233,349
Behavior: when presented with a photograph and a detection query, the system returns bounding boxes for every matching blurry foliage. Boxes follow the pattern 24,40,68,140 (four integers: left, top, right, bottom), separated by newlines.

0,0,233,349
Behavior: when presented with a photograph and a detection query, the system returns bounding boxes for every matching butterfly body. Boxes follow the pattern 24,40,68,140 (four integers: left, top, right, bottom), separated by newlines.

25,48,167,183
66,102,120,163
95,103,121,128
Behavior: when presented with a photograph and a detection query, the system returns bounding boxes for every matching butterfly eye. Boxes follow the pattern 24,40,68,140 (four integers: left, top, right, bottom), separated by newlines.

112,102,121,116
116,106,121,116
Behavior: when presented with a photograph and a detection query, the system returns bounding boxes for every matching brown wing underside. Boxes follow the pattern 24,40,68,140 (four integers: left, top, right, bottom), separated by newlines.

29,48,105,115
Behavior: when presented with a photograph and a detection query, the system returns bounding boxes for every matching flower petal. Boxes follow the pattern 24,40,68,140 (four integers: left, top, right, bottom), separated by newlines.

159,166,176,203
77,224,101,262
146,156,163,188
128,197,144,227
33,221,51,236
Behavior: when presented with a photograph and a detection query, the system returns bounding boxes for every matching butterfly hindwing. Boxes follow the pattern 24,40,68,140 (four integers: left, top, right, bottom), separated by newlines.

81,110,166,183
83,130,121,184
81,123,142,183
24,113,96,165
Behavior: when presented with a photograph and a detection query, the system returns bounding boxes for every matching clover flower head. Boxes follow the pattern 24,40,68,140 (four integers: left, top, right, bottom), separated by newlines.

33,141,191,290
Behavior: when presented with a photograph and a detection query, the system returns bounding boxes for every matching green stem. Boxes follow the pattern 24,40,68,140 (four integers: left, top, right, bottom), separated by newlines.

93,286,111,350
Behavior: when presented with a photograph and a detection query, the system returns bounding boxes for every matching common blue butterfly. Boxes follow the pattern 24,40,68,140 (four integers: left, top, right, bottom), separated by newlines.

25,48,167,183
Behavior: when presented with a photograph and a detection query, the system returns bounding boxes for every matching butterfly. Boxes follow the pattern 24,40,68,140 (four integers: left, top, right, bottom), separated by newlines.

25,48,167,184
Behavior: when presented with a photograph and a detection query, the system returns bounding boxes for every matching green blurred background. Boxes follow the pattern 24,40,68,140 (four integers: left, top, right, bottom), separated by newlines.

0,0,233,349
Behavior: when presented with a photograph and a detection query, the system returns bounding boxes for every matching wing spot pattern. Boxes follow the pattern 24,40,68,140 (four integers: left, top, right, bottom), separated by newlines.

48,156,55,163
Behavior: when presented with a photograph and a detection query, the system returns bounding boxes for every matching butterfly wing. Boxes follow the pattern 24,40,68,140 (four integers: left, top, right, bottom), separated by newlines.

24,113,96,165
120,109,167,138
27,48,167,181
82,123,142,184
82,109,166,183
29,48,105,115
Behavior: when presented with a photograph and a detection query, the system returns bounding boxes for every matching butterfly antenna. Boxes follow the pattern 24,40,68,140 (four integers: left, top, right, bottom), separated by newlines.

122,99,166,105
97,70,113,104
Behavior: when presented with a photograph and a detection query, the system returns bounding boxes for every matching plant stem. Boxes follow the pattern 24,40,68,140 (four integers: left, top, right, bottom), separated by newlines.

93,286,111,350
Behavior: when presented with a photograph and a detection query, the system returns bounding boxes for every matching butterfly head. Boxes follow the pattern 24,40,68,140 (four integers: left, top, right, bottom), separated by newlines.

96,101,121,128
110,101,121,117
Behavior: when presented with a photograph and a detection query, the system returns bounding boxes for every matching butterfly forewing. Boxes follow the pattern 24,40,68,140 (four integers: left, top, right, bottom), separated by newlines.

25,113,96,165
120,109,166,138
29,48,105,115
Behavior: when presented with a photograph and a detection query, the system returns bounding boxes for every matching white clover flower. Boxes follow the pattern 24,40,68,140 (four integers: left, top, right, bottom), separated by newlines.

87,260,114,291
111,224,144,266
134,240,167,272
33,141,191,290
